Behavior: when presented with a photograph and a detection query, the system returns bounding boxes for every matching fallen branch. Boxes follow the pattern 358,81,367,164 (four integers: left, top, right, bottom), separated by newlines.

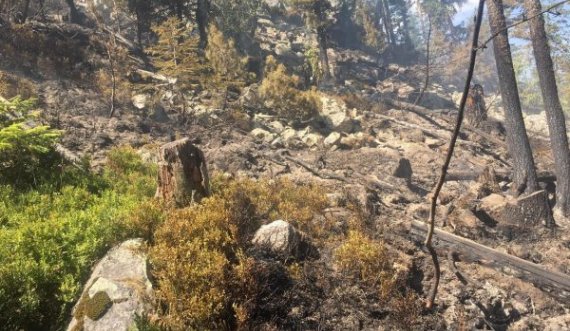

411,220,570,304
424,0,486,310
134,69,177,84
372,113,482,148
279,153,348,183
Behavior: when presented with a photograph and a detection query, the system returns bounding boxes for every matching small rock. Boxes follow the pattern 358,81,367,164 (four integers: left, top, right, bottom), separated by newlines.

391,158,413,181
251,128,276,143
131,94,148,109
324,132,342,147
302,133,322,147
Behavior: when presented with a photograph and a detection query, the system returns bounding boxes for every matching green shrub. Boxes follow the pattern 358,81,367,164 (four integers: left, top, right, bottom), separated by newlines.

0,146,158,330
259,56,322,120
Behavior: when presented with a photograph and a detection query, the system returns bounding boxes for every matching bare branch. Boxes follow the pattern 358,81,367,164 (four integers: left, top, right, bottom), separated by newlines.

477,0,570,50
424,0,486,310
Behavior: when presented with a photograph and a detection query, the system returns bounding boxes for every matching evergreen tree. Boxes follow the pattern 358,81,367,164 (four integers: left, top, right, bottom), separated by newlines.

147,17,209,89
0,97,61,186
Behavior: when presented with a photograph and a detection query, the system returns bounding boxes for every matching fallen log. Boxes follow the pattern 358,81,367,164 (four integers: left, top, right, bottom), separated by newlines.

446,170,556,183
134,69,177,84
372,113,482,149
410,220,570,303
383,98,507,148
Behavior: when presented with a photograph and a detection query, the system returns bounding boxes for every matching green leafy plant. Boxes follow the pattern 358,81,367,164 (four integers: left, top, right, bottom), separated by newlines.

0,146,158,330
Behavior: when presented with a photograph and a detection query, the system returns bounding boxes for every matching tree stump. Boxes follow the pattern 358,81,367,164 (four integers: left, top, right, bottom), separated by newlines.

155,138,210,206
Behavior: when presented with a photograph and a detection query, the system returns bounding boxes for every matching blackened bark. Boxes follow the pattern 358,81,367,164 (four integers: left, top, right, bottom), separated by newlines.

382,0,395,45
196,0,209,48
487,0,539,194
317,25,331,80
65,0,82,24
21,0,30,22
524,0,570,216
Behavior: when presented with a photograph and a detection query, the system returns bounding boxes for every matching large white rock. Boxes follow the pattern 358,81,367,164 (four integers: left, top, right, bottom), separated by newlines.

66,239,153,331
320,96,360,133
252,220,317,259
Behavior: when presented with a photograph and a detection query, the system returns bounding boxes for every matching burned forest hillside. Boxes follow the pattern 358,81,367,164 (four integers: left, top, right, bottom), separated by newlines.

1,0,570,330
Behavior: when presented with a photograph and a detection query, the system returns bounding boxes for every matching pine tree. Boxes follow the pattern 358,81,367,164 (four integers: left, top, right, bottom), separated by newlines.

147,17,209,89
0,97,61,186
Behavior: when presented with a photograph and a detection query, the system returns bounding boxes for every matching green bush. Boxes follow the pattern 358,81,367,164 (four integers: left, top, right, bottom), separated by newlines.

0,146,158,330
0,97,62,187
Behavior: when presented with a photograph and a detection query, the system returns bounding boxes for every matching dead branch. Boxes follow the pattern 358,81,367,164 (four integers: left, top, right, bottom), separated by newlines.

477,0,570,50
134,69,177,84
424,0,486,310
278,153,348,183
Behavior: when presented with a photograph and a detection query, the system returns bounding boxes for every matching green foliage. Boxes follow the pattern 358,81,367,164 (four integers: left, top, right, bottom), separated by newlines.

0,146,158,330
260,56,322,120
150,176,328,329
0,97,62,187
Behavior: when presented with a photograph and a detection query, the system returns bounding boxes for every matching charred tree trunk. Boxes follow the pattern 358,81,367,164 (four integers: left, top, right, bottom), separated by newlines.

317,25,331,81
487,0,538,195
64,0,82,24
414,15,431,105
381,0,395,46
524,0,570,216
156,138,210,206
196,0,209,48
21,0,30,22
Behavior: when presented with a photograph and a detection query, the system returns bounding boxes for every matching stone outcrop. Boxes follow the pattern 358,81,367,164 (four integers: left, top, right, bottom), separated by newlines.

66,239,153,331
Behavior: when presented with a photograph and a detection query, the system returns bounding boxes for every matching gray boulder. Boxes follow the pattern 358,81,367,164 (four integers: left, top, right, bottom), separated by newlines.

66,239,153,331
252,220,318,260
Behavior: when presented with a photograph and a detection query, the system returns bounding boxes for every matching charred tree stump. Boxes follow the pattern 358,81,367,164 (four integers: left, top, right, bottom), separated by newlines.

155,138,210,206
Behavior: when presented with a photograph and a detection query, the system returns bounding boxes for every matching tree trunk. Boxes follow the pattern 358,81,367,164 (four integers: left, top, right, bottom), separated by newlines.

196,0,209,48
487,0,538,195
155,138,210,206
414,15,431,105
21,0,31,22
317,25,331,81
64,0,82,24
524,0,570,216
381,0,395,46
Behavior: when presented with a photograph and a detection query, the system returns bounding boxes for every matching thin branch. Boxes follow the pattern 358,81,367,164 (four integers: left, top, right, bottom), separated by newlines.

477,0,570,50
424,0,486,310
